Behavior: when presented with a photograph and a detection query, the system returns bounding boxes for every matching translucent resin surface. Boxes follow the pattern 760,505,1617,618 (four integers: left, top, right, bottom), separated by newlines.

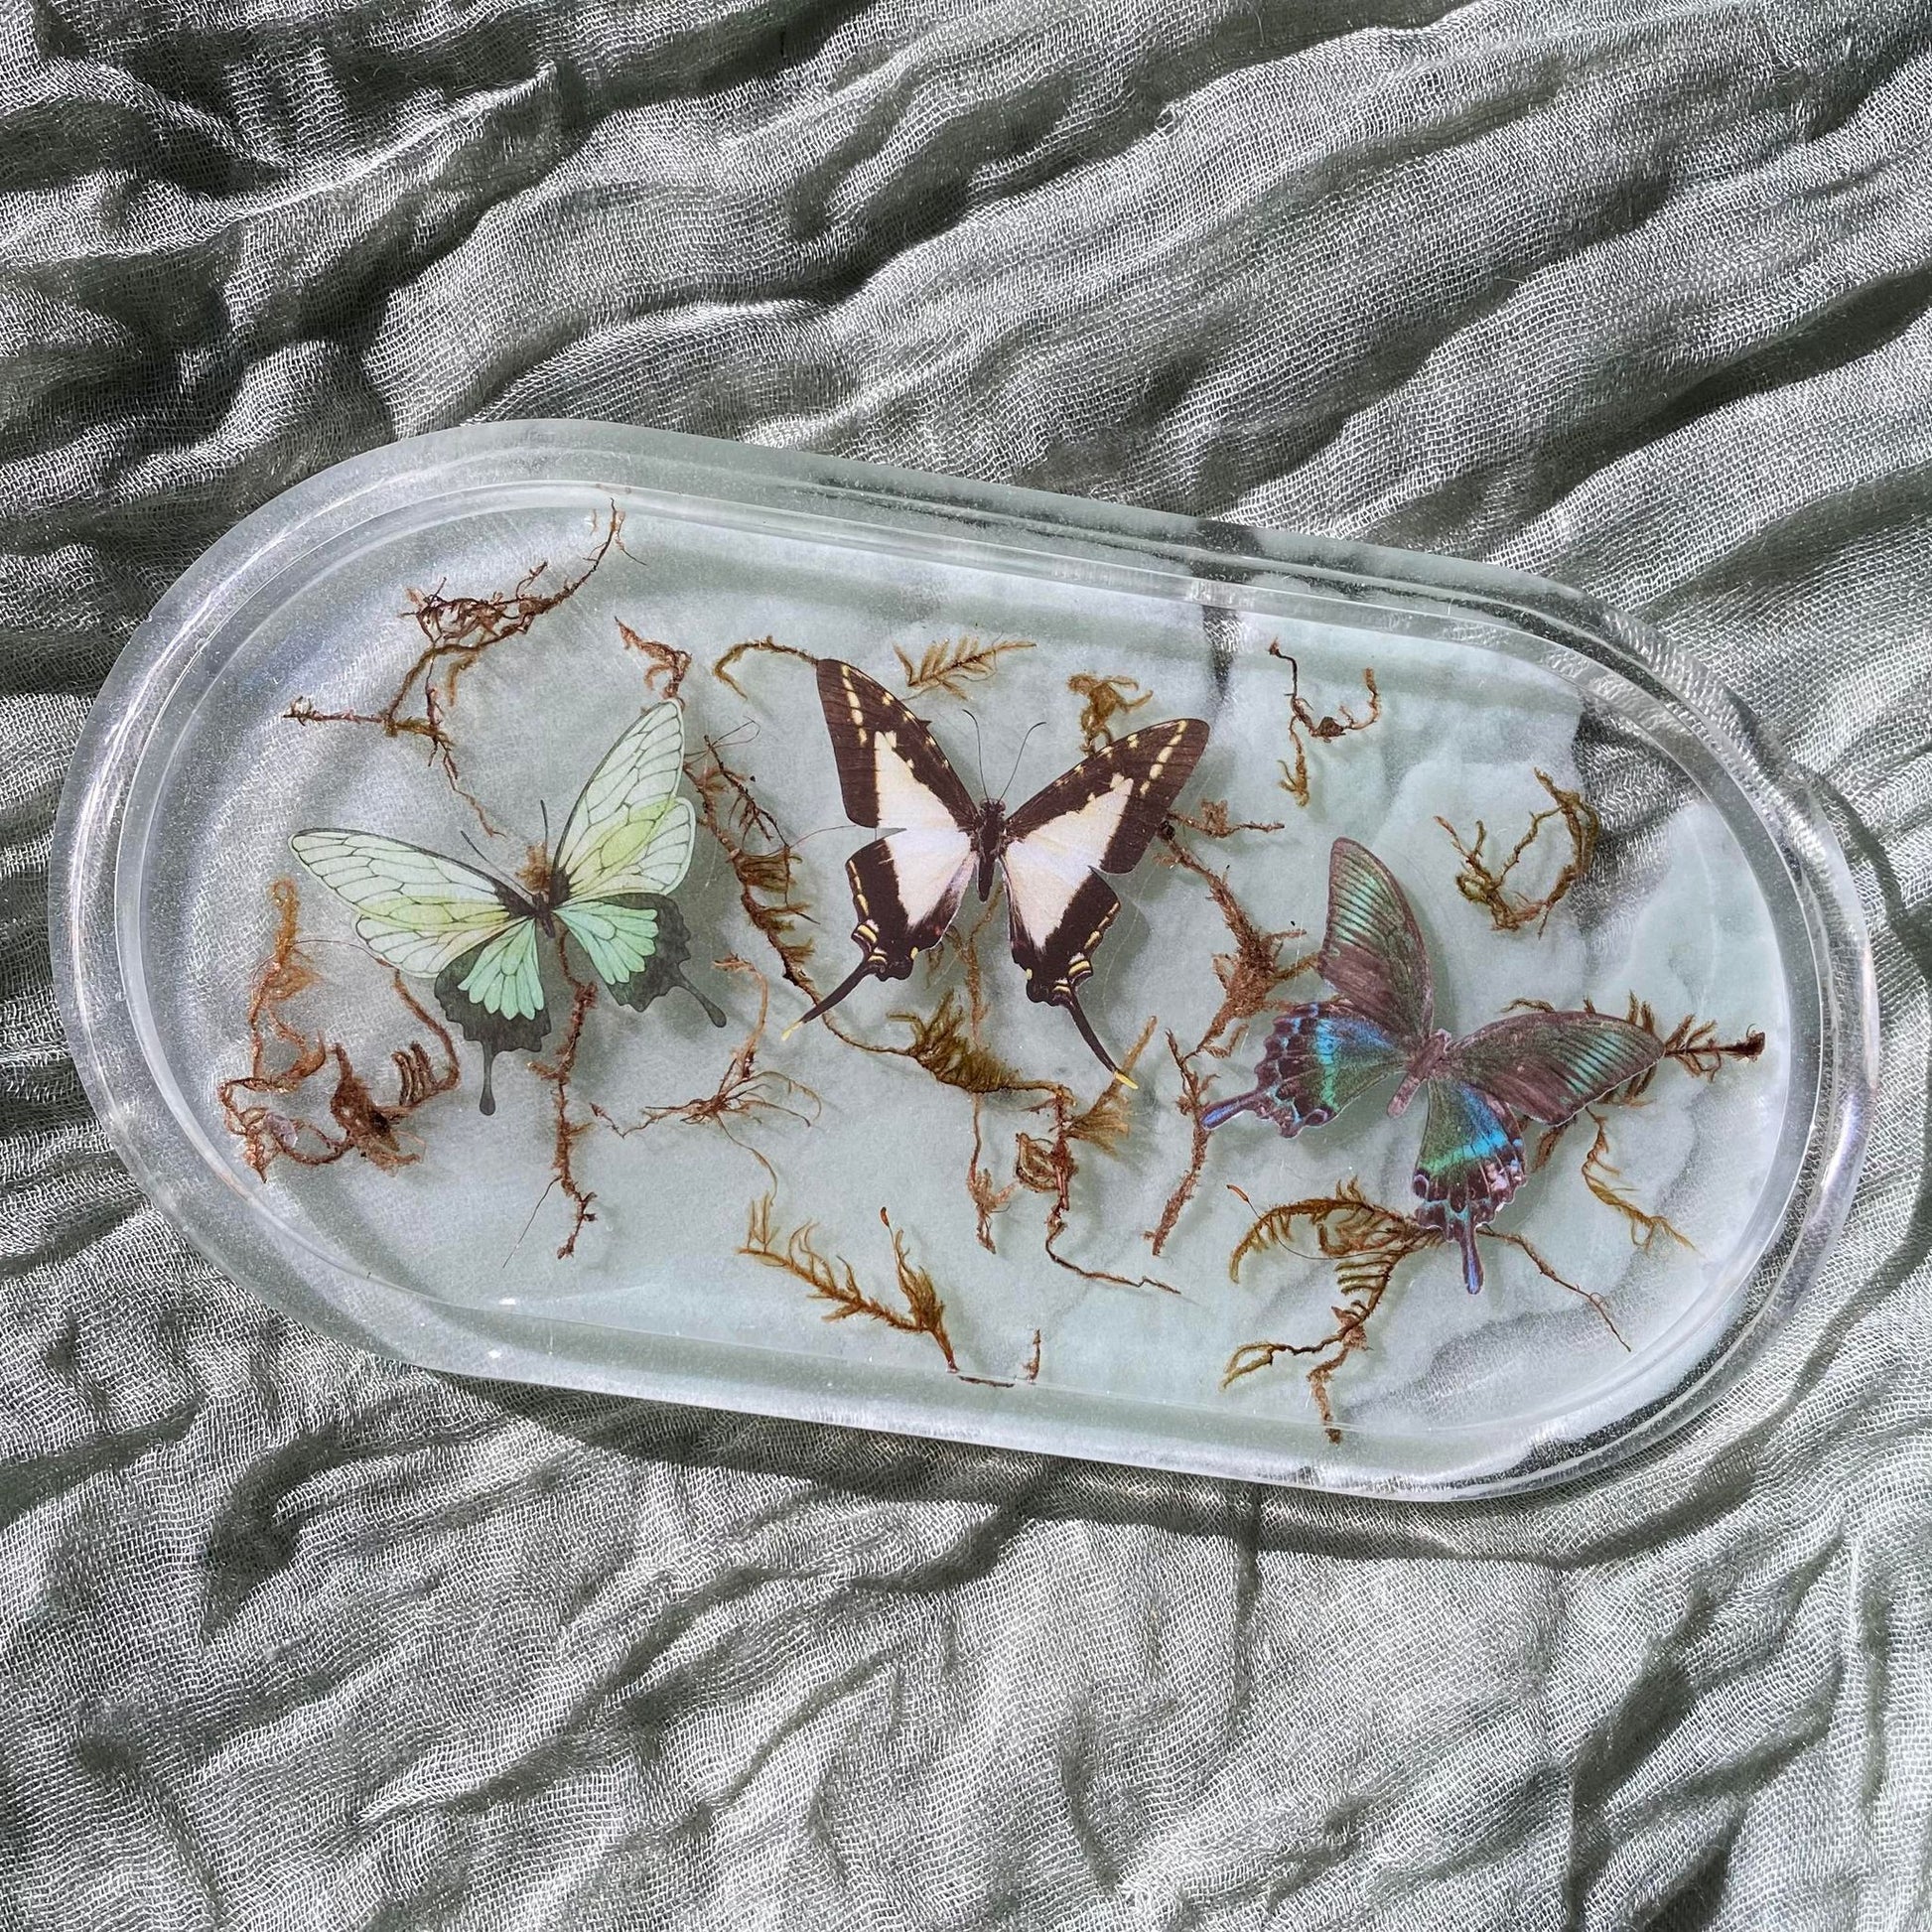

53,425,1874,1497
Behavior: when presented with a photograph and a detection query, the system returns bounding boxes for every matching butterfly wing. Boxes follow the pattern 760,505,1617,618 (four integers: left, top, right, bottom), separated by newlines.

554,893,727,1027
1319,838,1434,1046
1413,1078,1527,1294
852,830,978,971
292,829,548,1115
1408,1014,1659,1293
816,658,978,832
553,700,696,902
290,830,527,977
1000,842,1119,1025
547,700,726,1025
435,917,546,1028
1001,717,1209,872
1440,1010,1664,1123
1199,1003,1410,1133
798,662,980,1026
998,717,1208,1073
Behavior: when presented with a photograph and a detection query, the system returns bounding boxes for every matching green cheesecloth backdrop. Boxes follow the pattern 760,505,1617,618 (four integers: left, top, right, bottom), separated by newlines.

2,2,1928,1926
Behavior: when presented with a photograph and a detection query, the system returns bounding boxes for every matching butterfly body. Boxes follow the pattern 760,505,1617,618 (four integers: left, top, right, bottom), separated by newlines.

1386,1030,1452,1117
969,797,1007,902
293,698,725,1117
1203,838,1664,1293
803,660,1208,1077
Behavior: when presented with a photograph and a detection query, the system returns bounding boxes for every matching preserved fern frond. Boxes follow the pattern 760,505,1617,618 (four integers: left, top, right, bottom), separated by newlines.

896,634,1035,699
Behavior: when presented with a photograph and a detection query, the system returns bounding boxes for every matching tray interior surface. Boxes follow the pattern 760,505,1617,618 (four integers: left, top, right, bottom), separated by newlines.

108,468,1801,1491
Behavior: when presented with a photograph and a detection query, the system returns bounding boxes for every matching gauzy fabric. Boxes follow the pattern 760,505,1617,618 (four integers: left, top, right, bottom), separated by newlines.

2,4,1928,1927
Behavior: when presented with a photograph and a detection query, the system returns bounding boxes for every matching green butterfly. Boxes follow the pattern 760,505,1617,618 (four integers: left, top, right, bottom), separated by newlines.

292,698,724,1115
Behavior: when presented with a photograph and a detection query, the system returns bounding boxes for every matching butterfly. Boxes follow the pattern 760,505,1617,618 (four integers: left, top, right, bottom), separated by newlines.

292,698,724,1116
1202,837,1664,1293
795,659,1209,1079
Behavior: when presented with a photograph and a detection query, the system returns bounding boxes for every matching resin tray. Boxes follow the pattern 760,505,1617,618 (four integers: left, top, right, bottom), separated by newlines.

52,424,1874,1498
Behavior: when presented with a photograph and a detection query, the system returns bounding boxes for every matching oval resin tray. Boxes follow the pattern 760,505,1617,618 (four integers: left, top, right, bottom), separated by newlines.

52,424,1875,1498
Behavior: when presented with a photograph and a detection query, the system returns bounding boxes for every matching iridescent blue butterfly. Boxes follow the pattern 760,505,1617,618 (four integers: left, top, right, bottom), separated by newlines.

1202,837,1664,1293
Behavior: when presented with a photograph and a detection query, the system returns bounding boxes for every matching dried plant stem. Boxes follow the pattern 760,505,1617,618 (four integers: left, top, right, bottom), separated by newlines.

1168,800,1285,839
689,737,819,998
1145,824,1313,1257
1578,1113,1691,1253
594,958,820,1182
1147,1032,1215,1256
1437,767,1599,934
618,621,690,699
1480,1227,1627,1344
1015,1019,1175,1294
713,634,816,698
1156,829,1312,1060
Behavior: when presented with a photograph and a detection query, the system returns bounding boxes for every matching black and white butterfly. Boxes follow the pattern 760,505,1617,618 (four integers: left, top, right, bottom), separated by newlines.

796,659,1209,1078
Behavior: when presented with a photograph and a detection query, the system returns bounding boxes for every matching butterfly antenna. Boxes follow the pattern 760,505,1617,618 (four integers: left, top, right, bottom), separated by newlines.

998,721,1047,802
459,833,523,896
961,707,990,798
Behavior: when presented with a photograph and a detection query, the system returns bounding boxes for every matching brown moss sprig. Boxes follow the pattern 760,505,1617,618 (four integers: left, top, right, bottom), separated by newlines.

618,621,690,700
594,958,819,1182
896,635,1035,699
712,634,816,699
217,878,460,1178
688,734,819,998
1168,800,1286,840
1013,1018,1176,1294
1156,827,1313,1061
1067,673,1154,752
1267,642,1382,808
741,1194,959,1373
1145,824,1315,1257
1578,1113,1690,1252
528,960,600,1259
1222,1180,1620,1443
1437,767,1599,934
285,506,628,836
1635,1007,1767,1095
1147,1031,1216,1258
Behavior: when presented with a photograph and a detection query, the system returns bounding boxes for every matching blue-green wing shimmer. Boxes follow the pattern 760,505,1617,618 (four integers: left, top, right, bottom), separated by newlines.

1200,1003,1408,1133
1412,1078,1526,1293
1318,838,1434,1045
